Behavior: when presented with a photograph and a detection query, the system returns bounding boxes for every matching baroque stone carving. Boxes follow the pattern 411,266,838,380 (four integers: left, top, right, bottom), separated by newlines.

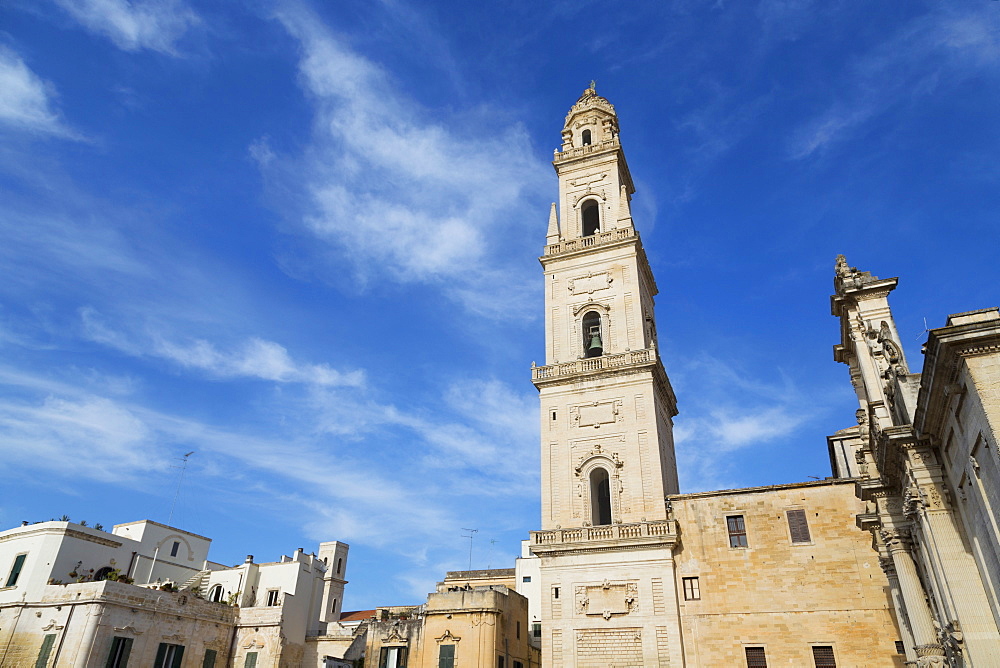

575,580,638,620
569,272,613,296
571,400,622,428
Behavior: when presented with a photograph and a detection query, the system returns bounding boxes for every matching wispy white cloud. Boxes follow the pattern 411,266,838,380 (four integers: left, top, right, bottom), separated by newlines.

787,5,1000,160
54,0,199,54
79,307,365,387
259,5,549,318
0,46,75,137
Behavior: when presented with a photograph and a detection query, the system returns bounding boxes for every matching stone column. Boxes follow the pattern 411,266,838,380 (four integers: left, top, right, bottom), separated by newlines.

72,604,104,668
881,557,917,665
881,529,945,667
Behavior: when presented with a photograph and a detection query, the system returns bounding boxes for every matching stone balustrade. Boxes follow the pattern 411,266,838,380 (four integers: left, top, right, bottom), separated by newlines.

553,138,619,163
532,348,655,381
531,520,675,546
544,227,635,257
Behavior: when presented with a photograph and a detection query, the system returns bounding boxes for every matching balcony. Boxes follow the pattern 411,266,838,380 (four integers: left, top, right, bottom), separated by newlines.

531,347,656,384
553,138,619,164
543,227,635,257
530,520,677,555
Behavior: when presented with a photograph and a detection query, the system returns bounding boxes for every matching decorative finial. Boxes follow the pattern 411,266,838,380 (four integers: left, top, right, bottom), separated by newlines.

590,79,597,93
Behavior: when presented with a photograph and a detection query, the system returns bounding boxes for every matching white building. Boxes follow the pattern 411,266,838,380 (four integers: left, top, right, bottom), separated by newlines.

0,518,349,667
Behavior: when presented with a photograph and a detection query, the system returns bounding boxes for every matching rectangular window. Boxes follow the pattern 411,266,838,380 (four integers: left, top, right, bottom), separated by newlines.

5,553,27,587
532,622,541,638
522,576,531,583
517,621,520,639
438,644,455,668
895,641,906,655
35,634,56,668
170,541,180,557
745,646,767,668
497,657,505,668
513,662,523,668
379,647,408,668
266,589,280,606
727,515,748,548
682,577,700,600
553,587,559,599
812,646,836,667
787,509,812,544
154,643,185,668
202,649,217,668
244,652,258,668
106,637,133,668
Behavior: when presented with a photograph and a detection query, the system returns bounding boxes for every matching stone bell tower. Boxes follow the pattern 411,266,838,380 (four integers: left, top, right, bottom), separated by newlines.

529,85,684,667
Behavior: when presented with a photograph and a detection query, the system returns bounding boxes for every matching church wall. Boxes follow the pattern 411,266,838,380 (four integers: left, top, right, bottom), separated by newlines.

670,480,903,667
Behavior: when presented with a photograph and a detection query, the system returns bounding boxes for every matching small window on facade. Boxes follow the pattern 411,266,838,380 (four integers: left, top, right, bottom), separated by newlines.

745,646,767,668
331,597,338,614
107,636,134,668
203,648,218,668
170,541,180,557
553,587,560,599
894,641,905,655
379,646,408,668
497,657,505,668
581,199,600,236
266,589,280,606
36,634,56,668
337,557,343,574
682,577,700,600
438,644,455,668
581,129,592,146
513,662,523,668
787,509,812,543
532,622,541,638
551,411,557,421
155,642,185,668
6,553,27,587
209,585,224,602
582,310,603,358
954,387,966,417
813,645,837,668
727,515,748,548
243,652,258,668
522,576,531,583
517,620,521,639
95,566,114,581
812,646,836,667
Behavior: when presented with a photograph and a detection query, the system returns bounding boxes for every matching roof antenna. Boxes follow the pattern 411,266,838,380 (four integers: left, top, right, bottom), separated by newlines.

915,317,930,341
461,528,478,571
167,451,195,526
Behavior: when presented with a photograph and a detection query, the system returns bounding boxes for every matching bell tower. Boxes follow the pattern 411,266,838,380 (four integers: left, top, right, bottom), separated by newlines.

529,86,683,668
532,85,679,531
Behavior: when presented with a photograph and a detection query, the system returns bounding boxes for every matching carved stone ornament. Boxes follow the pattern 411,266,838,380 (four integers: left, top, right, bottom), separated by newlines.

575,580,638,620
162,634,185,643
242,639,266,650
41,620,64,632
569,173,608,188
571,400,623,429
569,271,613,296
113,625,142,635
435,629,461,643
383,626,406,643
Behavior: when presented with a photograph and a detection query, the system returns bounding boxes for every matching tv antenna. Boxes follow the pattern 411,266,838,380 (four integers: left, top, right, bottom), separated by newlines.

915,317,930,341
461,528,478,571
487,538,497,569
167,451,195,525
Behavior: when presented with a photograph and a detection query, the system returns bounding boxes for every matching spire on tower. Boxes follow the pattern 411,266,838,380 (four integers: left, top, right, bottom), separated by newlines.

546,202,560,243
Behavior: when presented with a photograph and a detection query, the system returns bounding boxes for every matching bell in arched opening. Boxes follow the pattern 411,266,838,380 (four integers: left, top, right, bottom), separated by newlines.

582,311,603,358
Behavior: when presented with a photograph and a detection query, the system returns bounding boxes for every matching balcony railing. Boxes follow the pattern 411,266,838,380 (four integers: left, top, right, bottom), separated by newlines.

544,227,635,257
532,348,655,381
531,520,676,546
553,138,619,163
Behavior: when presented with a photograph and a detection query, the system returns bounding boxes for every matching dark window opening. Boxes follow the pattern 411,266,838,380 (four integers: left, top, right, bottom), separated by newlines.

745,646,767,668
682,577,700,600
553,587,560,599
787,509,811,543
379,646,408,668
497,657,504,668
106,636,133,668
522,576,531,583
582,311,602,358
591,467,612,526
243,652,258,668
36,634,56,668
209,585,224,603
582,200,600,236
170,541,180,558
517,621,520,639
266,589,280,606
331,597,338,614
337,558,342,574
812,646,836,667
727,515,748,548
155,643,185,668
95,566,114,581
438,644,455,668
532,622,541,638
581,129,592,146
514,662,524,668
6,553,26,587
894,641,905,655
203,649,218,668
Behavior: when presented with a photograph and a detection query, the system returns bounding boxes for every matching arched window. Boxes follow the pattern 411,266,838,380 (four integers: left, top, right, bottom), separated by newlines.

94,566,113,581
582,311,603,358
590,468,612,526
337,558,342,575
209,584,224,602
581,200,600,236
581,129,592,146
331,597,338,614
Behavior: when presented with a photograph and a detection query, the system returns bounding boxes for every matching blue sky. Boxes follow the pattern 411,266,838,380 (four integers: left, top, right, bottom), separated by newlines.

1,0,998,609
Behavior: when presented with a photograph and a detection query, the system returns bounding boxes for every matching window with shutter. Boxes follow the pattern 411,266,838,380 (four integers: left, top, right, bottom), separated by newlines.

106,637,133,668
35,634,56,668
203,649,217,668
438,644,455,668
787,509,812,543
745,646,767,668
812,646,836,667
5,553,27,587
244,652,258,668
155,644,184,668
727,515,748,548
